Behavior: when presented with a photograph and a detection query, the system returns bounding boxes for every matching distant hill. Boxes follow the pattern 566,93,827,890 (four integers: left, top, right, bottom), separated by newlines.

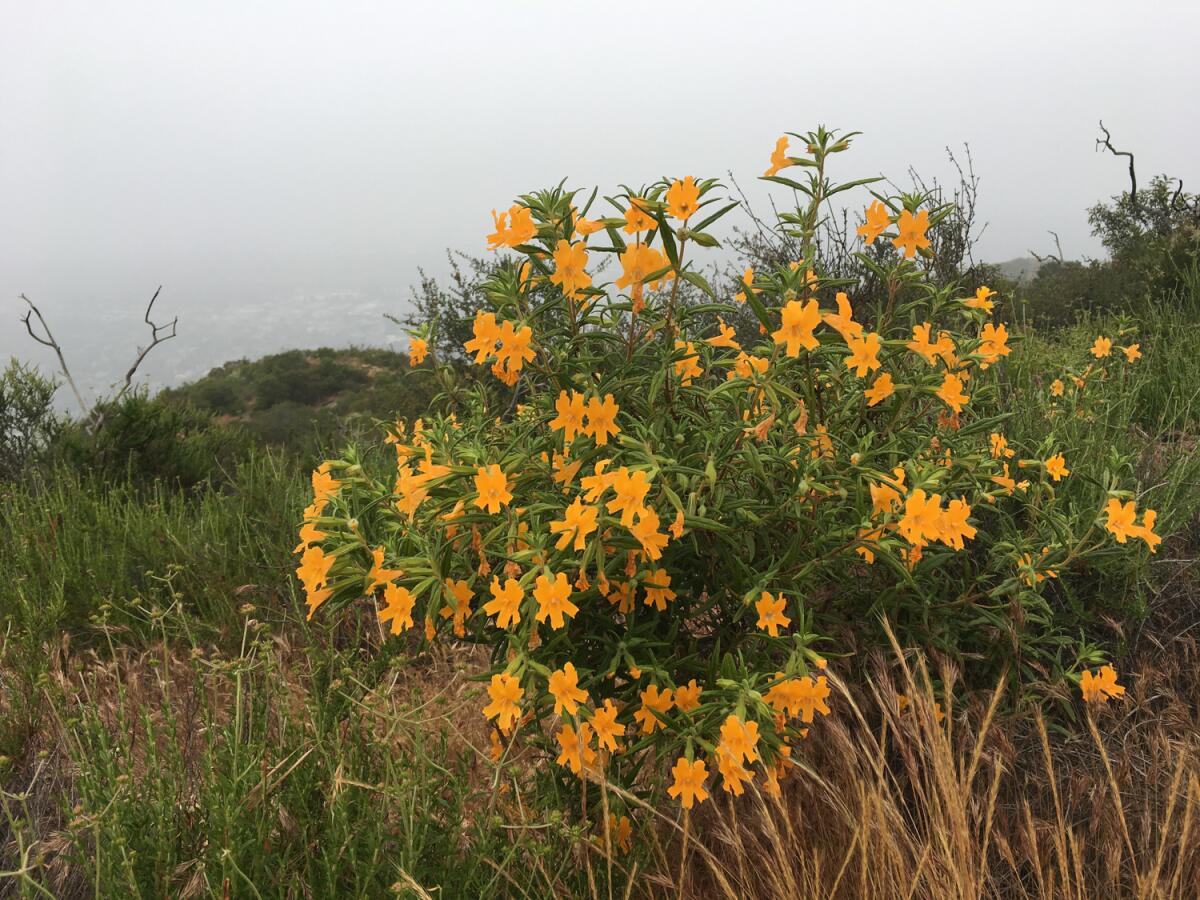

992,256,1043,285
161,346,435,446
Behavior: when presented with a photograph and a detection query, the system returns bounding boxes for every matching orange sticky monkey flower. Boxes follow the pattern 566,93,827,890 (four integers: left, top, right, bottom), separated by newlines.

755,591,791,636
857,200,891,244
484,673,523,732
844,332,882,377
1080,665,1125,704
549,497,599,551
378,584,415,634
772,298,821,356
764,136,793,178
623,198,655,234
474,464,512,514
550,240,592,299
667,756,710,809
634,684,674,734
548,662,590,716
483,576,524,629
1091,336,1113,358
936,372,970,413
892,208,931,258
533,571,579,628
1045,453,1070,482
409,338,428,365
864,372,895,406
550,389,587,443
584,394,621,445
666,176,700,221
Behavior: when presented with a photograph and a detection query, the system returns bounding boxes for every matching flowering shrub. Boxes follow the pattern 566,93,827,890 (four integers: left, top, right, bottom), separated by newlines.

294,128,1158,812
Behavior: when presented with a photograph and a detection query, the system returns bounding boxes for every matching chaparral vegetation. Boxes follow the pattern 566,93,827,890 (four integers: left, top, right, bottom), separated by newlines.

3,128,1200,898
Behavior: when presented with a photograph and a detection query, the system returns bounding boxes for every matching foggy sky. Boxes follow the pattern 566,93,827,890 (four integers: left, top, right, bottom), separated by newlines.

2,1,1197,395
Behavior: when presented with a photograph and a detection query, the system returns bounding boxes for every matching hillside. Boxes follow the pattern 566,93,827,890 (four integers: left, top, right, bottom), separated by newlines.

160,346,436,445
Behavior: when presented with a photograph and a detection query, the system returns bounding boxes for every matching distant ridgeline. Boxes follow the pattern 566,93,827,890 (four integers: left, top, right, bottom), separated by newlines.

160,346,435,447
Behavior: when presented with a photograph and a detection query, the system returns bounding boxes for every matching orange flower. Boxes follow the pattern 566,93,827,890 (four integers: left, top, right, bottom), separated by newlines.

550,390,587,443
844,332,882,377
1050,379,1065,397
1080,665,1125,704
989,433,1015,459
1045,453,1070,482
763,136,793,178
603,467,650,526
643,568,677,611
573,215,605,237
823,292,864,342
633,684,673,734
483,576,524,629
755,591,791,636
616,243,671,308
555,722,598,774
551,451,583,491
898,489,943,547
630,507,669,560
483,673,523,732
707,317,741,349
550,240,592,298
533,571,579,628
669,509,686,539
409,338,428,366
891,209,930,259
667,757,710,809
1133,508,1162,553
311,464,341,503
666,176,700,220
584,394,621,445
487,205,537,250
548,662,589,716
440,578,473,637
1123,344,1142,362
856,200,891,244
715,746,753,796
494,321,535,379
378,584,415,634
474,464,512,514
936,372,970,413
772,298,821,356
1103,498,1138,543
906,323,940,365
977,322,1011,366
673,678,702,712
734,267,761,304
549,497,599,551
964,286,996,312
674,340,704,385
464,310,501,364
592,699,625,752
939,498,976,550
1091,336,1113,358
718,714,761,764
366,546,403,593
607,814,633,853
623,197,655,234
864,372,895,406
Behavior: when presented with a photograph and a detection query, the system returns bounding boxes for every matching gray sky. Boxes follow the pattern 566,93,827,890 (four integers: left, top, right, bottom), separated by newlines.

2,0,1197,396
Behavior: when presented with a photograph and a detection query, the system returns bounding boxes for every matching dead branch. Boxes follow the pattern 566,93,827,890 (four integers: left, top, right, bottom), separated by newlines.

17,286,177,432
18,294,89,416
1096,120,1139,215
115,286,177,403
1029,231,1065,265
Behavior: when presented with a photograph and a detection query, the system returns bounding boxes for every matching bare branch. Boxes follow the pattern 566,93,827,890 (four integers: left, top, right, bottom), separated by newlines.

114,285,177,403
17,294,89,416
1095,120,1139,215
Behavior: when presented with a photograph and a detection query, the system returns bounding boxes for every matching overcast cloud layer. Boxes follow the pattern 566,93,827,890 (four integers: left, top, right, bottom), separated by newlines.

2,1,1197,396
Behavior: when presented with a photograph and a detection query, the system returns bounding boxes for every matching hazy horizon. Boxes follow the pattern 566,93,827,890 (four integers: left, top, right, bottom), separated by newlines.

3,0,1197,400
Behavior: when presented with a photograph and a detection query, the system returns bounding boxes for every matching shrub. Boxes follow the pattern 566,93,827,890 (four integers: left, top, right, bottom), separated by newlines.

52,392,252,489
295,128,1160,815
0,360,62,480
